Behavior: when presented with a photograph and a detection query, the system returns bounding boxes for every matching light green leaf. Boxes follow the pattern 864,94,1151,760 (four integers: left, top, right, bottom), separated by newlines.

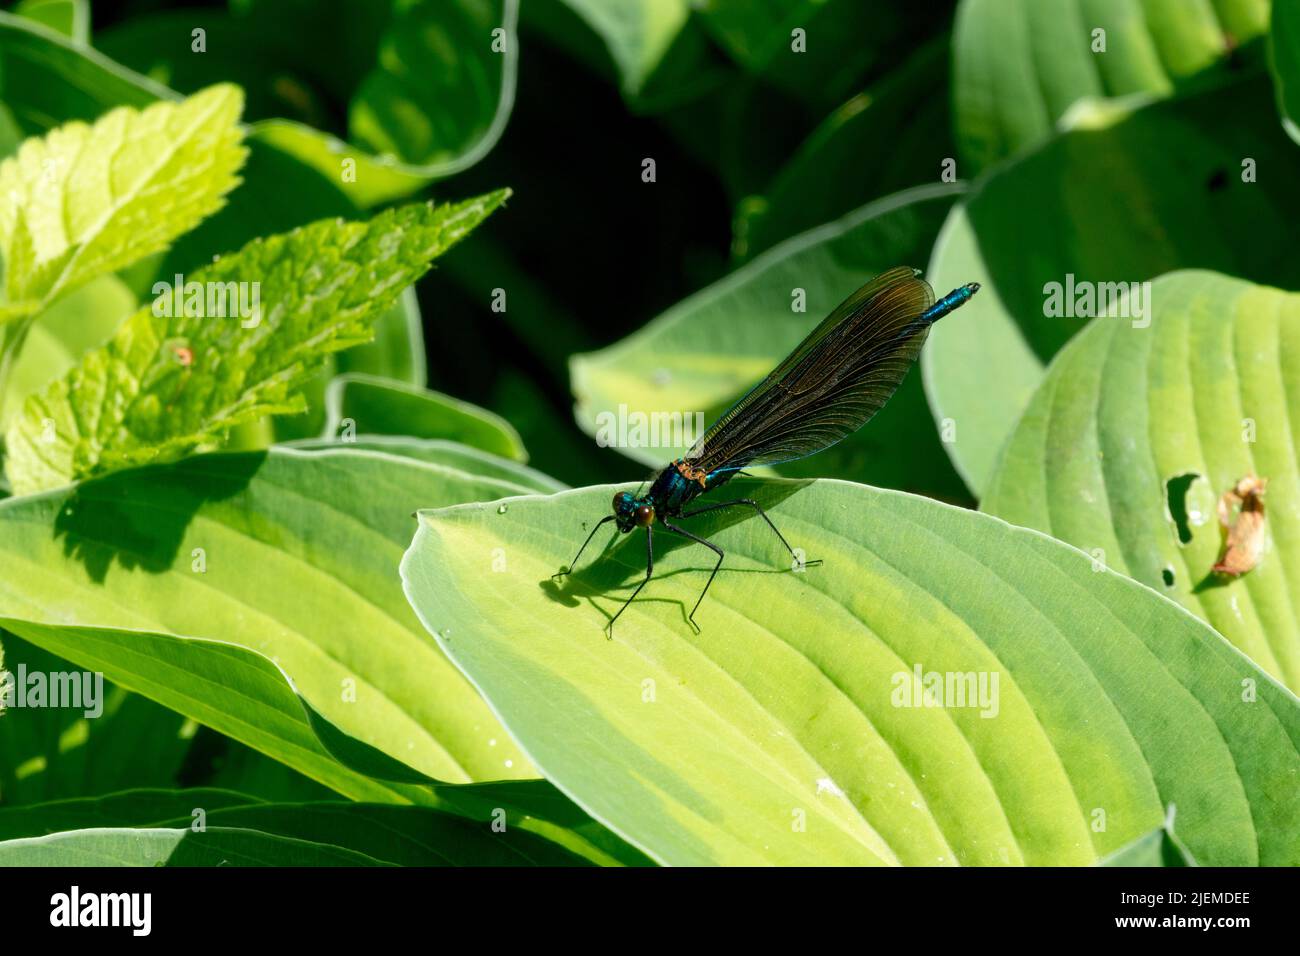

570,184,969,502
4,192,508,494
283,436,565,494
1272,0,1300,144
953,0,1270,171
0,445,535,789
0,83,246,318
270,287,426,441
924,77,1300,496
323,372,527,463
984,271,1300,694
0,274,134,429
401,480,1300,866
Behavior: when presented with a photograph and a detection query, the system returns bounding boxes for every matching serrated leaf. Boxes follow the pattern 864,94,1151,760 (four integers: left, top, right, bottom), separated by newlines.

953,0,1270,172
0,274,134,429
0,83,246,317
400,480,1300,866
983,271,1300,694
3,192,508,494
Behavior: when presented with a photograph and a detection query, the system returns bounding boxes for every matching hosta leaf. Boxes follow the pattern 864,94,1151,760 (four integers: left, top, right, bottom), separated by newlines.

570,184,968,501
1100,808,1197,867
0,446,536,788
953,0,1270,171
284,436,565,494
0,826,388,865
350,0,514,169
697,0,936,111
3,192,508,494
736,35,952,260
0,10,168,140
322,373,527,462
0,790,595,865
1272,0,1300,144
984,271,1300,694
925,77,1300,496
0,83,246,318
0,787,263,838
0,632,193,805
95,0,521,207
401,480,1300,866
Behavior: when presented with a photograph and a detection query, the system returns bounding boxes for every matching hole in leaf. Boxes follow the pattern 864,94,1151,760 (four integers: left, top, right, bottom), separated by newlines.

1161,567,1175,587
1166,473,1201,544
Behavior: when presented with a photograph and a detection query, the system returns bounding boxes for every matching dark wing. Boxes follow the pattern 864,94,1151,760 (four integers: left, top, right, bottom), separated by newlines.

685,267,934,473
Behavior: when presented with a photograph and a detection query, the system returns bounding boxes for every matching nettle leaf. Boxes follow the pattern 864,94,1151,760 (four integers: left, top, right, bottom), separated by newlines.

4,191,509,494
0,83,246,319
953,0,1270,171
984,271,1300,695
401,480,1300,866
925,77,1300,496
0,274,135,429
570,184,968,502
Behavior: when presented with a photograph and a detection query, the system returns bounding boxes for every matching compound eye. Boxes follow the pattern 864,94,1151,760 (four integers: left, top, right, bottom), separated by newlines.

634,505,655,527
612,492,628,512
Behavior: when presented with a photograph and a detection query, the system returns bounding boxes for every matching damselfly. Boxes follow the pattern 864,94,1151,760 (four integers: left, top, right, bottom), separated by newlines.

554,267,980,635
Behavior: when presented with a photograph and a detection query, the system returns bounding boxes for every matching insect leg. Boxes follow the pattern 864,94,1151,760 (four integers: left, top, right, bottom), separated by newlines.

660,518,725,631
679,498,822,568
607,526,654,639
552,514,616,580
